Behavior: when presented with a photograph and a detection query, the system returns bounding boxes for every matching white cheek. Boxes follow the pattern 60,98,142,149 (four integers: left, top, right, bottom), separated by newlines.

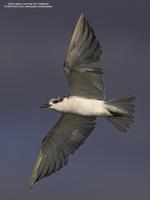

51,103,63,112
50,104,56,110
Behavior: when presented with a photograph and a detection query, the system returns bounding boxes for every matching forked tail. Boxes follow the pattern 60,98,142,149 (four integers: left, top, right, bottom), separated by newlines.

105,96,135,132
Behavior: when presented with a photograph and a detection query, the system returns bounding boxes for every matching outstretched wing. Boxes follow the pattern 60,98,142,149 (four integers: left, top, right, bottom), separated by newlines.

30,114,96,188
64,14,104,100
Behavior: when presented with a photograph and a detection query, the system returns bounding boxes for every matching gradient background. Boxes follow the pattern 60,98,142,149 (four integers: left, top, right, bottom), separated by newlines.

0,0,149,199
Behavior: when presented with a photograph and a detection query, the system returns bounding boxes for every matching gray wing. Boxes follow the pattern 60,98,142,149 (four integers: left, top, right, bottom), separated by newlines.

30,114,96,188
64,14,104,100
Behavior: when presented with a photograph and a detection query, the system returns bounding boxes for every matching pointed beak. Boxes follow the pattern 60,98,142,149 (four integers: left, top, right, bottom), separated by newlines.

40,102,50,108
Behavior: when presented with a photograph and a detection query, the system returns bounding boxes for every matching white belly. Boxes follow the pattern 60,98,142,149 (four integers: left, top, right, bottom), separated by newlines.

55,96,109,117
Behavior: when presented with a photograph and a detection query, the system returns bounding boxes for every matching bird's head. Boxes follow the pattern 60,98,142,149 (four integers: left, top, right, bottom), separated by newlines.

40,97,64,110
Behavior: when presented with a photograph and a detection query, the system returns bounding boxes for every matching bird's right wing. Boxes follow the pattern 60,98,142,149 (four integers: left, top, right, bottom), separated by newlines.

30,114,96,188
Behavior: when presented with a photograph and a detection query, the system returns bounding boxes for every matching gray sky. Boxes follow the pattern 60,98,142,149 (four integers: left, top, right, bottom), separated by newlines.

0,0,150,199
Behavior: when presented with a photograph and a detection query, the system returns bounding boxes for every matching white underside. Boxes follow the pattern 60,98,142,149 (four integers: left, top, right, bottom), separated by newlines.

51,96,110,117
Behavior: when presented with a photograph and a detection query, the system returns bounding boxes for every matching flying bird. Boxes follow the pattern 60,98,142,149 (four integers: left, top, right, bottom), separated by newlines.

30,14,135,188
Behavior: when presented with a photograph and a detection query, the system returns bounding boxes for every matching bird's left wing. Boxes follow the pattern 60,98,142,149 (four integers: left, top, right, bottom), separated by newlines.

64,14,104,100
30,114,96,188
65,13,102,69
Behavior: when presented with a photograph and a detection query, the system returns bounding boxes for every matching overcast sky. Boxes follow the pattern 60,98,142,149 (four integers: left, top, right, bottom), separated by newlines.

0,0,150,200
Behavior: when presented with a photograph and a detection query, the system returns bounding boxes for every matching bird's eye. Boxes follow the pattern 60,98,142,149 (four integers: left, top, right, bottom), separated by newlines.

53,100,59,104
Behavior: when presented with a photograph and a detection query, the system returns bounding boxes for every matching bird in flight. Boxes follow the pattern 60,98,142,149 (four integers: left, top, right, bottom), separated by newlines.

30,14,135,188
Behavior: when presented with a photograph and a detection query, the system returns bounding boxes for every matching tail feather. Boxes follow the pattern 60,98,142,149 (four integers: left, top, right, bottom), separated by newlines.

106,96,135,132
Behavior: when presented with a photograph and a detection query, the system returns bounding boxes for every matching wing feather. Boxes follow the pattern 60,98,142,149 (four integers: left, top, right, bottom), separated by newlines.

64,14,104,99
65,14,102,69
67,67,105,99
30,114,96,188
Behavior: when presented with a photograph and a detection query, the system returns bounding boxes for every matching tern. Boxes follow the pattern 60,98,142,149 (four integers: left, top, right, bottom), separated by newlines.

30,14,135,188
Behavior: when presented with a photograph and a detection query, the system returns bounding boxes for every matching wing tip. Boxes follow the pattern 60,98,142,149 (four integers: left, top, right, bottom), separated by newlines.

78,13,86,24
29,170,40,188
79,13,85,19
29,150,43,189
29,177,36,189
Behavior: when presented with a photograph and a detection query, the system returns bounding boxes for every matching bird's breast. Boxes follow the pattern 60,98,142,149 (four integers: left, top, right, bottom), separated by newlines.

56,96,109,117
